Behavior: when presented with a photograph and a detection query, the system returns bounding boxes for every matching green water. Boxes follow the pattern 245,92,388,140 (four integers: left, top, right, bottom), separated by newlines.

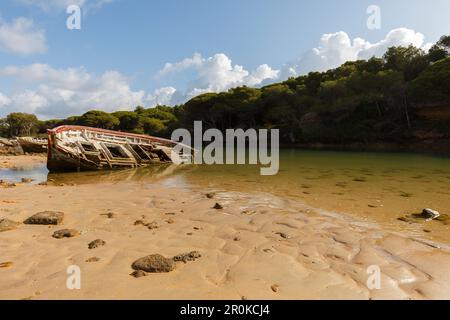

2,149,450,242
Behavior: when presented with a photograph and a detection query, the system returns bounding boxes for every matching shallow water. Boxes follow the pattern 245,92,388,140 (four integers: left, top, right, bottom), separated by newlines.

0,165,49,184
2,149,450,243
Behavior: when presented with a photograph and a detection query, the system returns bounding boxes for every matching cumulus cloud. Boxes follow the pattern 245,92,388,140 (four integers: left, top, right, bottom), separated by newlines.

0,28,437,119
284,28,432,77
156,52,280,102
0,64,145,118
146,87,177,106
0,17,47,55
157,53,203,77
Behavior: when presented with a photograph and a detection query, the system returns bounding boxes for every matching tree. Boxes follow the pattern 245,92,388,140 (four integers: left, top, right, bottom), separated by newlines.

383,45,428,81
79,110,120,129
141,118,166,136
6,113,39,137
0,118,8,137
428,35,450,62
409,57,450,104
112,111,140,131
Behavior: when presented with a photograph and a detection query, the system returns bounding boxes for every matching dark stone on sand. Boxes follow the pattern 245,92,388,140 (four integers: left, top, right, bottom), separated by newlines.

52,229,80,239
398,209,448,224
206,192,215,199
213,203,223,210
421,208,440,220
21,178,34,183
85,257,100,263
132,254,176,273
0,218,20,232
24,211,64,225
130,270,148,278
88,239,106,249
173,251,202,263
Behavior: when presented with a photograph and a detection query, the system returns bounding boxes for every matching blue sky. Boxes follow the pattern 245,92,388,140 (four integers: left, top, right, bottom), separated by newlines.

0,0,449,118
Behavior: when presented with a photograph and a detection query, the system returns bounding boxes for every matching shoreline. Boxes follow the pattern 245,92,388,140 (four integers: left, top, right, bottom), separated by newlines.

282,139,450,157
1,155,450,299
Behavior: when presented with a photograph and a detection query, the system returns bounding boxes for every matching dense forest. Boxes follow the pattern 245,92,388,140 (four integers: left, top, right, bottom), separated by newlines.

1,35,450,151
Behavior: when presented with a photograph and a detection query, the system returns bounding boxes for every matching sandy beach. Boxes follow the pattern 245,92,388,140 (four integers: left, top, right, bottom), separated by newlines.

1,155,450,300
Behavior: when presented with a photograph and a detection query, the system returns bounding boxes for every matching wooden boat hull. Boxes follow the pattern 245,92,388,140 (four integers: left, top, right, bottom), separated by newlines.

47,125,192,172
17,137,48,153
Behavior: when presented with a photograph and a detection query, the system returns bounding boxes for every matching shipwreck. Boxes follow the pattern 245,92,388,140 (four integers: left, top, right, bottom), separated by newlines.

47,125,193,172
17,137,48,153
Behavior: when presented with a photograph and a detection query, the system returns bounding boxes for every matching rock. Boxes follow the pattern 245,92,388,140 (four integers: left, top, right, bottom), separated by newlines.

0,261,13,268
52,229,80,239
130,270,148,278
173,251,202,263
206,192,215,199
21,178,34,183
165,218,175,224
399,209,445,224
131,254,176,273
213,203,223,210
0,218,20,232
88,239,106,249
101,212,115,219
271,284,279,293
85,257,100,263
421,208,440,221
24,211,64,225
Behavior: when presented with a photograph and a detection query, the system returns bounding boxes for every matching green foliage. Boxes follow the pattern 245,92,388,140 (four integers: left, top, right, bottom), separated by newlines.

5,113,39,137
79,110,120,129
409,57,450,104
4,36,450,143
428,35,450,63
383,45,428,81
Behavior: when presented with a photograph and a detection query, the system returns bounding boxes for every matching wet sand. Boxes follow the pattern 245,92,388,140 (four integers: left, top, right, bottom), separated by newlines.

1,155,450,300
0,154,46,169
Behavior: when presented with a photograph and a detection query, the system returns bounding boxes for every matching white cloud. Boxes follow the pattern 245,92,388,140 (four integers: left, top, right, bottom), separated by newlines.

146,87,177,106
157,53,203,77
0,64,145,118
0,17,47,55
156,53,280,101
0,27,438,119
284,28,431,76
